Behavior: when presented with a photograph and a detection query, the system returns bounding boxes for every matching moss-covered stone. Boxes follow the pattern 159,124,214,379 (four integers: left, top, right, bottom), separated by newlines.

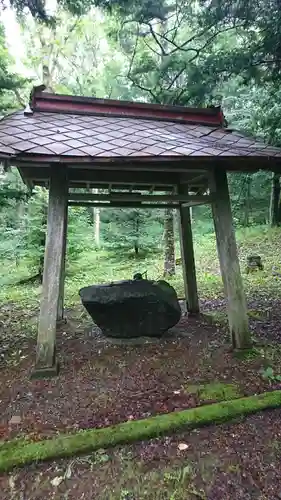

248,309,264,320
184,382,241,401
1,390,281,473
201,311,228,326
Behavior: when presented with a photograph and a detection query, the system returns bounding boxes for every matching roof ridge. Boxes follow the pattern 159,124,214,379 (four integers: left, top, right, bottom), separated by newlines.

28,85,226,127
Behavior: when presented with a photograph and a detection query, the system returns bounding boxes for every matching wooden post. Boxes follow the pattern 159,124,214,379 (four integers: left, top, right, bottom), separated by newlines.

32,165,68,378
209,169,251,349
57,203,68,322
178,186,199,314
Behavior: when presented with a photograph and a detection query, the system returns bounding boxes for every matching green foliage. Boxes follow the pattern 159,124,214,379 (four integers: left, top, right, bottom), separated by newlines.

2,0,281,282
198,0,281,82
0,22,27,114
184,382,241,402
67,206,95,260
24,187,47,268
0,179,95,275
101,207,163,255
260,366,281,383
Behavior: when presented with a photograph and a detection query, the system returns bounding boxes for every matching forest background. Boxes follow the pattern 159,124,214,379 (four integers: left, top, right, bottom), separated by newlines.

1,0,281,285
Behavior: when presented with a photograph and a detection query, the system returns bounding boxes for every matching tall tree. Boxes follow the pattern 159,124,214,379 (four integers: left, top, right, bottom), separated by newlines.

163,207,175,276
0,22,26,114
269,173,281,227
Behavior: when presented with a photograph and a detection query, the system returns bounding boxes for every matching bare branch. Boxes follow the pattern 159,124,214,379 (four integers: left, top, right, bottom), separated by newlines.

171,86,192,105
127,72,158,101
147,22,167,56
169,23,245,55
127,26,140,77
165,64,187,91
143,38,163,57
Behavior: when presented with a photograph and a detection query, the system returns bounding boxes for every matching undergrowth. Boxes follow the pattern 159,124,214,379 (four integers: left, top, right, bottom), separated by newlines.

0,225,280,312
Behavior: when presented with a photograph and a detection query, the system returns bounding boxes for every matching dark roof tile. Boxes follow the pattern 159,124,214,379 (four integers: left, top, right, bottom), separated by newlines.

137,145,166,155
110,138,131,147
13,140,36,151
63,124,83,132
32,136,54,146
47,133,71,141
62,148,87,156
64,131,85,140
0,143,16,154
63,139,87,148
79,145,104,155
28,145,55,154
45,143,72,154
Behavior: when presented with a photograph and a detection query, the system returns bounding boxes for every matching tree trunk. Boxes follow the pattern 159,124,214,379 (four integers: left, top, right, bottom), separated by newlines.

278,195,281,225
92,188,101,247
134,211,139,255
94,207,100,246
163,208,175,276
269,172,281,227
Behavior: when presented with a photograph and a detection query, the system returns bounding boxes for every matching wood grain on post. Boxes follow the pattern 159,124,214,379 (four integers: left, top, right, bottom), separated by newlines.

209,168,251,349
178,185,199,314
32,165,68,378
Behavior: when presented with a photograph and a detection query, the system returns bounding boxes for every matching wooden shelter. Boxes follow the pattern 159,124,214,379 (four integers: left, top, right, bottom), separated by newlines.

0,85,281,377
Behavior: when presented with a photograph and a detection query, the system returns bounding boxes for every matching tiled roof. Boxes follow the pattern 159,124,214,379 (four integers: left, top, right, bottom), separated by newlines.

0,88,280,161
0,110,281,160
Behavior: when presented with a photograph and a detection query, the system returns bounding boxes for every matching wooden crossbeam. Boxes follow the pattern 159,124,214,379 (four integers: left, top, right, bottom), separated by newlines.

181,199,211,207
68,201,180,209
68,193,212,203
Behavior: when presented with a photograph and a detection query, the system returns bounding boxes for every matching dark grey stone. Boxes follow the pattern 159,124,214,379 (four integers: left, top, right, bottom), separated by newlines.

79,279,181,338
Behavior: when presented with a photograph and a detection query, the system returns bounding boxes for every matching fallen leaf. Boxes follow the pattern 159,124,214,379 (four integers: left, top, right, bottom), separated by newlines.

51,476,64,487
178,443,189,451
8,475,16,490
9,415,21,425
65,464,72,479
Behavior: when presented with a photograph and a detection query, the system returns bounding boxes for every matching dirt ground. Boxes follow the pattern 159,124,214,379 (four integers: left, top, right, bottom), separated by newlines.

1,408,281,499
0,304,279,442
1,298,281,498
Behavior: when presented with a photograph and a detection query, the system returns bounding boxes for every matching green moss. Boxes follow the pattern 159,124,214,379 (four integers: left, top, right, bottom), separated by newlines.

248,309,264,320
1,390,281,473
201,311,228,326
233,347,262,360
202,309,268,327
184,382,241,402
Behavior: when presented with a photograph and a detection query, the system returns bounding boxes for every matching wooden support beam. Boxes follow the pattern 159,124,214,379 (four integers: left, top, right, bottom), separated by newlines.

32,165,68,378
68,193,211,203
178,188,199,315
68,201,179,209
209,169,251,349
181,199,211,208
20,166,179,186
